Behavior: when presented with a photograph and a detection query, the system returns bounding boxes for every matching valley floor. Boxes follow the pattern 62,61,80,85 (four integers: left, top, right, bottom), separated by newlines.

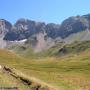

0,49,90,90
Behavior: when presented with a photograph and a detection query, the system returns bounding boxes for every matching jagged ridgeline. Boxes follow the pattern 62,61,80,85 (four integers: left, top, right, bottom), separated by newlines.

0,14,90,51
0,13,90,90
0,13,89,41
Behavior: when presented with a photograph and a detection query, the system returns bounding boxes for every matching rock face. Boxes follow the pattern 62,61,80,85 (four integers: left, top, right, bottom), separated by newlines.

1,13,90,50
0,19,12,48
0,19,12,38
59,16,89,38
0,14,90,52
4,19,46,41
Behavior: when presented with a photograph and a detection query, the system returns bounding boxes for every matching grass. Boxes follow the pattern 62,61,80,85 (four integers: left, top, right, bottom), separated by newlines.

0,69,31,90
57,41,90,56
0,48,90,90
8,40,64,59
9,40,90,59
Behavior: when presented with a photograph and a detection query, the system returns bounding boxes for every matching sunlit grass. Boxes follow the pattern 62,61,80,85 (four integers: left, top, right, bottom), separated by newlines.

0,49,90,90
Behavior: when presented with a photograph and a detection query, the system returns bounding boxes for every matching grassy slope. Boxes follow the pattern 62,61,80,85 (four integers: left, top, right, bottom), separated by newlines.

0,47,90,90
0,49,32,90
57,41,90,56
64,30,89,44
8,41,63,59
9,40,90,58
16,50,90,90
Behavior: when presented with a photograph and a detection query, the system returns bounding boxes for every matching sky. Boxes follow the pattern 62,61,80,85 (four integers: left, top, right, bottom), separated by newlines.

0,0,90,24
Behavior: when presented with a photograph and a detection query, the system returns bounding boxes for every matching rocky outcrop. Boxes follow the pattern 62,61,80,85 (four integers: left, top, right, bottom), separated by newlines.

3,66,56,90
0,19,12,38
0,19,12,48
3,13,90,41
4,19,46,41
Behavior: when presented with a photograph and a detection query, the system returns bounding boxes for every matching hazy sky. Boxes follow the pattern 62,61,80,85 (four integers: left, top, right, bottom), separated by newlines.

0,0,90,24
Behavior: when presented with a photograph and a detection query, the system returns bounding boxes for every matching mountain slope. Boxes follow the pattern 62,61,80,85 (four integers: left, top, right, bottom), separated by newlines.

0,49,57,90
0,47,90,90
0,13,90,42
58,41,90,55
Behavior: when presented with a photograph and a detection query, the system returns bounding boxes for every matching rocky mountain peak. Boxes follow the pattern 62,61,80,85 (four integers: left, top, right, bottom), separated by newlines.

2,13,90,41
0,19,12,38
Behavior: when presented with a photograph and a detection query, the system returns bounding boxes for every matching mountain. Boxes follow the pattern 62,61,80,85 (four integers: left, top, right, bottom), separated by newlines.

58,41,90,55
4,19,45,40
1,13,90,51
1,42,90,90
3,13,90,41
0,19,12,39
0,19,12,48
1,14,90,90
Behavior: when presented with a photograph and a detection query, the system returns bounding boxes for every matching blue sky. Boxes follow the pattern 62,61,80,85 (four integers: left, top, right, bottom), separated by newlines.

0,0,90,24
